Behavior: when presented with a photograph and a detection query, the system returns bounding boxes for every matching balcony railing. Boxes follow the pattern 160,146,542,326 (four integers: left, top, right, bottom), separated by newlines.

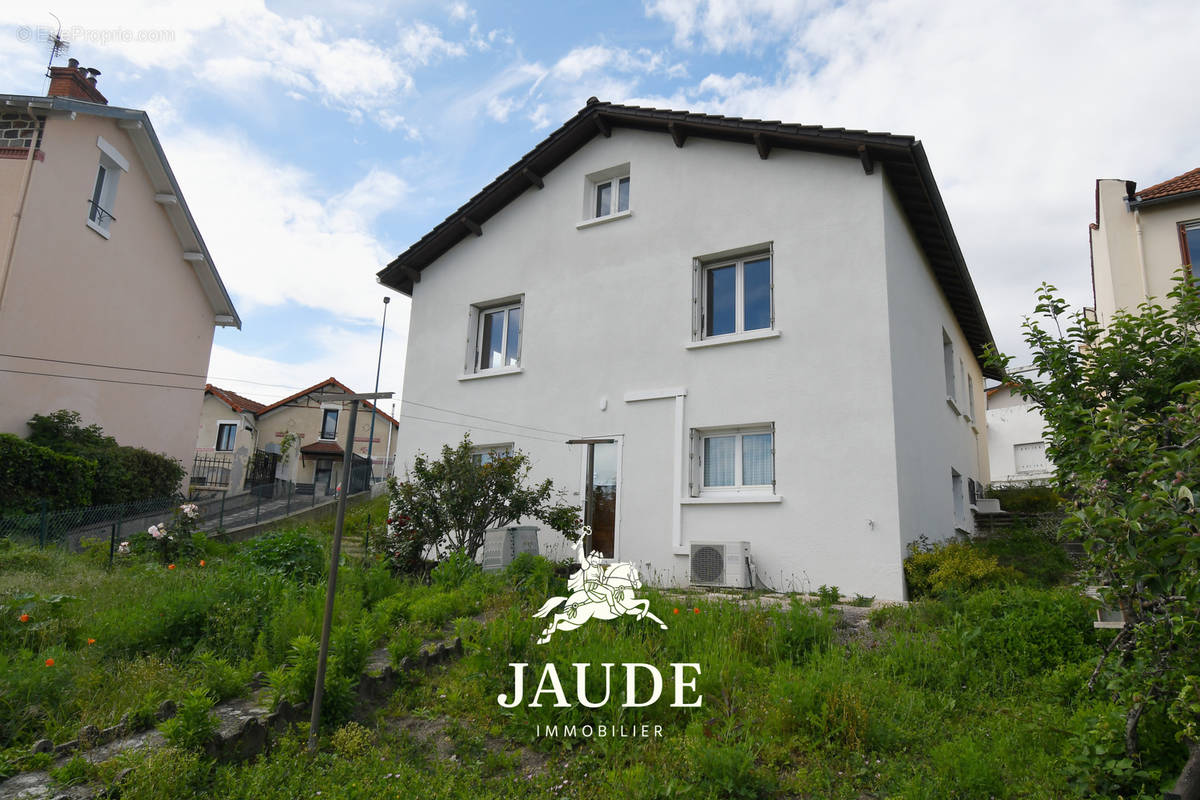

191,453,232,488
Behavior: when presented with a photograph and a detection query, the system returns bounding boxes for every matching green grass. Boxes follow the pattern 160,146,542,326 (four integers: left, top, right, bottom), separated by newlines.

0,494,415,770
3,516,1191,798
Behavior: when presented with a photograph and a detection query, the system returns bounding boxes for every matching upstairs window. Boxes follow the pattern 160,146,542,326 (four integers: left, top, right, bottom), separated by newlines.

693,245,774,341
320,408,338,440
471,299,522,372
215,422,237,452
86,136,128,238
1181,220,1200,276
942,329,956,400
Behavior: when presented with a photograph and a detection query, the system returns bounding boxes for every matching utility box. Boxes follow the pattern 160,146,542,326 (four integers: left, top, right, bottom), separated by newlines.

481,526,539,573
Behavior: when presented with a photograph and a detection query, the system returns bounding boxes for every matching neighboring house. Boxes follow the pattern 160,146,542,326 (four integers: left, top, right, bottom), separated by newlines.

0,59,239,475
986,371,1053,486
191,385,266,494
253,378,399,497
1090,168,1200,327
377,100,998,602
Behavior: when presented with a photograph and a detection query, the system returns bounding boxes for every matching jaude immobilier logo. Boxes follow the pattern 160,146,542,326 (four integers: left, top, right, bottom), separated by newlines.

497,535,701,739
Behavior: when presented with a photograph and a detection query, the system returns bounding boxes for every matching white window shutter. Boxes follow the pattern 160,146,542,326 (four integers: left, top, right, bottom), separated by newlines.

768,244,775,329
769,421,776,492
688,429,701,497
691,258,702,340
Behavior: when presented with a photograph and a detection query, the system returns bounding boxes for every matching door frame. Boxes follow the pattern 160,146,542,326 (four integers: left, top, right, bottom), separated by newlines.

576,434,623,560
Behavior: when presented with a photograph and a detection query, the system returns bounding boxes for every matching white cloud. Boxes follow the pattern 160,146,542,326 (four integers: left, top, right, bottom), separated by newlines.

645,0,818,53
398,21,466,66
161,126,408,324
486,94,517,123
448,2,474,23
640,0,1200,362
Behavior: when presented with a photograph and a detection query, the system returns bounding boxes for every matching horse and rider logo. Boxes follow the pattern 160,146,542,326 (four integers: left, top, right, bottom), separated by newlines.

533,532,669,645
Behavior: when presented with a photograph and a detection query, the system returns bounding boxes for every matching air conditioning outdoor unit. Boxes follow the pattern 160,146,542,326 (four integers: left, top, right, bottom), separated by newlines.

481,525,539,573
689,541,752,589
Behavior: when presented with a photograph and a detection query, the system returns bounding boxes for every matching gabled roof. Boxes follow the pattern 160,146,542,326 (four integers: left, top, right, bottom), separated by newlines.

377,99,999,379
1132,167,1200,206
0,93,240,328
257,377,399,427
205,384,266,414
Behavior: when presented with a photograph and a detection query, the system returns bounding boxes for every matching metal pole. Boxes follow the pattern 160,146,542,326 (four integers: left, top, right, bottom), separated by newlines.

308,399,360,752
108,523,116,568
365,296,390,486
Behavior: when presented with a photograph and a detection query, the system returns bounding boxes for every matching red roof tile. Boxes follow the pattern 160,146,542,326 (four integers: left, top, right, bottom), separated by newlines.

1138,167,1200,202
205,384,267,414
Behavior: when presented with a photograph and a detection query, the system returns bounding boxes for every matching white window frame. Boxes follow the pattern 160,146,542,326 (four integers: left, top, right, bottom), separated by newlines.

466,296,524,374
471,442,513,466
692,243,775,342
86,136,129,239
581,163,631,224
215,420,238,452
319,405,339,441
688,423,775,497
942,329,960,413
1014,441,1049,474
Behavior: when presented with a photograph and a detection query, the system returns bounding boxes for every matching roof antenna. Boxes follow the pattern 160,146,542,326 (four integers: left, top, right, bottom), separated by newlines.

44,13,70,79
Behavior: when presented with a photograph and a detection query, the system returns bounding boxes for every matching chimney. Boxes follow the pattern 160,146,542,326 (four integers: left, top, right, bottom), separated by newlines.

47,57,108,105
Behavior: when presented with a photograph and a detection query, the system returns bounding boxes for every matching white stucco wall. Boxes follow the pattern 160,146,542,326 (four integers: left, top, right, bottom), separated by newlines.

393,128,986,602
881,179,988,555
986,387,1052,484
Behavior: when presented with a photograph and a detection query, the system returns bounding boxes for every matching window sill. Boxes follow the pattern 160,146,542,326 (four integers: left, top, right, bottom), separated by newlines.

945,395,961,416
686,329,781,350
458,366,524,382
86,219,111,239
681,495,782,505
576,209,632,230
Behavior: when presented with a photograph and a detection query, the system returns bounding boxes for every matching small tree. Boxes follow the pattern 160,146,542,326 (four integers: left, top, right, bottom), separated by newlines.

987,273,1200,788
384,436,581,569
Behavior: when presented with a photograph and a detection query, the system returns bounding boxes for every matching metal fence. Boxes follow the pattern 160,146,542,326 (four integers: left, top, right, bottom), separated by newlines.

0,478,381,555
190,453,233,488
0,495,180,551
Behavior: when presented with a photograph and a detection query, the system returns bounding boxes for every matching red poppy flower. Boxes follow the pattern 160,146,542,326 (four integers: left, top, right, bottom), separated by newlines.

19,613,30,623
673,608,679,614
199,560,206,567
44,658,55,667
168,564,176,570
87,638,96,645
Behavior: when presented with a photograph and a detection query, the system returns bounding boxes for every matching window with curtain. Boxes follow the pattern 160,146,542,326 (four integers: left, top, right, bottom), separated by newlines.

698,425,774,493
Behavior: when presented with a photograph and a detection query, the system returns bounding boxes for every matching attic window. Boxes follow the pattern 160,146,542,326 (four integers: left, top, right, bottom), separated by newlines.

86,136,129,238
580,163,631,226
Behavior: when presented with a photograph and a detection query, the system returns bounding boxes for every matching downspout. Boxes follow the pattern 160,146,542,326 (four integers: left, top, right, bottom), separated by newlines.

1133,208,1151,301
0,107,42,311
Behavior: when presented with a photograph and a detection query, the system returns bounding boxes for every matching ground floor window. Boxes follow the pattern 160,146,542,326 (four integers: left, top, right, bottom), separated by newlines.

690,424,774,496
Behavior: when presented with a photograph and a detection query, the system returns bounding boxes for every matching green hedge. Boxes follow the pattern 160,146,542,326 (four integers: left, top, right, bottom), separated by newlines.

0,435,96,515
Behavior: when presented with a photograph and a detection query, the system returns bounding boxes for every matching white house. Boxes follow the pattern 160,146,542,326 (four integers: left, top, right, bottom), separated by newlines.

378,101,997,601
986,374,1053,486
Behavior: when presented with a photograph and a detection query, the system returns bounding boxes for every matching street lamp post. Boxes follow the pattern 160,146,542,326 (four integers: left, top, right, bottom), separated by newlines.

365,296,390,485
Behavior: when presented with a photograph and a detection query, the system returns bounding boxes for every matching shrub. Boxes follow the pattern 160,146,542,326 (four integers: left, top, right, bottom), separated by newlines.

986,484,1061,513
904,539,1021,599
814,584,840,606
431,549,480,590
0,434,96,514
387,627,422,668
158,688,217,752
776,603,834,664
194,653,247,701
244,529,325,583
688,741,776,799
25,410,184,505
976,525,1073,587
385,434,582,565
330,721,373,759
505,553,563,603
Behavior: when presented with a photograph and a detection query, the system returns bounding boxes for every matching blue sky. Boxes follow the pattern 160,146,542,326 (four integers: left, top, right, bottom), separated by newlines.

3,0,1199,404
